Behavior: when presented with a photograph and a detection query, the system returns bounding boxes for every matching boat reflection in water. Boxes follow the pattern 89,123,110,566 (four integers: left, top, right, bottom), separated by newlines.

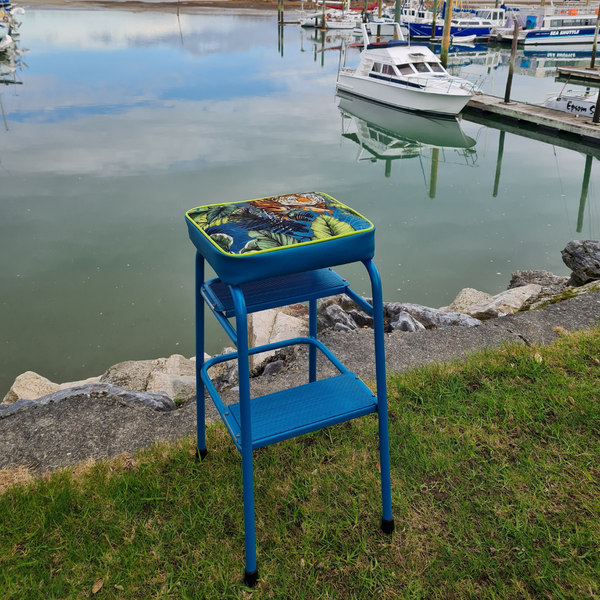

337,91,477,194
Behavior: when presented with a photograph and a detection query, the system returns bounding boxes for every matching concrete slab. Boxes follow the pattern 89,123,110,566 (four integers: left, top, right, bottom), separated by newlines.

466,94,600,143
1,291,599,474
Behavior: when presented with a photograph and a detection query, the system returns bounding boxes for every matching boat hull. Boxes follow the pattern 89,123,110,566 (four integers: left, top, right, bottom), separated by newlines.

522,26,598,45
336,72,471,116
407,22,492,39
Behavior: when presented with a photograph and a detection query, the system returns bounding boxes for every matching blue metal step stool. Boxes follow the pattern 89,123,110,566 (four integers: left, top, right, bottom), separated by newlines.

185,192,394,587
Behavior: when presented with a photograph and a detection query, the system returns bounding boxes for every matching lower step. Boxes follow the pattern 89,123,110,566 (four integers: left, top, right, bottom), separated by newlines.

226,373,378,450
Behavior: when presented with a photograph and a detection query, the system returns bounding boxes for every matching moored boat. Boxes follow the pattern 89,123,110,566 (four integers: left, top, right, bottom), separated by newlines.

336,22,482,117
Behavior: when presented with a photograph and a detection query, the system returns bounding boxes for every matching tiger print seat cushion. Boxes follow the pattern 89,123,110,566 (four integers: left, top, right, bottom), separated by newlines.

185,192,373,256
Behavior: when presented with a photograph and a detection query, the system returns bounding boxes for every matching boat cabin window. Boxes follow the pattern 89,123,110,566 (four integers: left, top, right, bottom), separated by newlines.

382,64,397,76
396,63,415,75
427,62,445,73
371,62,382,73
412,62,430,73
481,20,492,25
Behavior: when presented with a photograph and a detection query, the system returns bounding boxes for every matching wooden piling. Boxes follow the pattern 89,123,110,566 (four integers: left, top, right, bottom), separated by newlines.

440,0,455,69
503,19,519,104
430,0,438,41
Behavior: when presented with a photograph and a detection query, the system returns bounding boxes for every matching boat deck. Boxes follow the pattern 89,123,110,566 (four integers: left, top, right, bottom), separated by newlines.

465,93,600,144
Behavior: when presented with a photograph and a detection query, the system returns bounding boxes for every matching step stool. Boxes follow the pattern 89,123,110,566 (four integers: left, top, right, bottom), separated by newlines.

185,192,394,587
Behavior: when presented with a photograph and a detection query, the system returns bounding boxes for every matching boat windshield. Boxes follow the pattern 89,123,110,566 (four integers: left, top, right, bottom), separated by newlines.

412,62,430,73
396,63,415,75
427,62,445,73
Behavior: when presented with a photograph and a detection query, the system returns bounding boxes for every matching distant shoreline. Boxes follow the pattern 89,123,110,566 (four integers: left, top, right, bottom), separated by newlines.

21,0,560,14
23,0,304,12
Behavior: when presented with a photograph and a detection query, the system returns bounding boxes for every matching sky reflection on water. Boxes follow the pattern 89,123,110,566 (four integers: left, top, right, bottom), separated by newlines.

0,9,599,393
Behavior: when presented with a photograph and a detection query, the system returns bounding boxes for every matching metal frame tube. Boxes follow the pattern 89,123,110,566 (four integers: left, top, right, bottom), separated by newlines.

309,298,317,382
363,259,393,524
195,252,207,454
230,285,258,577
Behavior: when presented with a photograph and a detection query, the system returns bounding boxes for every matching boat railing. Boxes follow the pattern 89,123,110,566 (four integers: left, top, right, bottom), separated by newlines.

396,73,483,94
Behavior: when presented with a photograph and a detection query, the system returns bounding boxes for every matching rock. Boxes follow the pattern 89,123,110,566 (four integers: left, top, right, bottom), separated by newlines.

334,323,354,332
444,288,493,313
508,270,569,291
0,383,176,419
147,373,196,404
96,354,199,403
248,309,307,371
262,360,285,377
561,240,600,285
384,303,481,329
318,304,359,332
390,311,426,332
464,284,542,320
318,294,362,313
189,353,212,363
347,309,373,328
99,359,155,391
59,376,102,390
526,280,600,310
2,371,60,405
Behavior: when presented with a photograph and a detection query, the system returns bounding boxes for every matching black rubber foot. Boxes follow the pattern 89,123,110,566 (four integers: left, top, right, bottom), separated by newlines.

381,518,395,535
195,448,208,461
244,569,259,588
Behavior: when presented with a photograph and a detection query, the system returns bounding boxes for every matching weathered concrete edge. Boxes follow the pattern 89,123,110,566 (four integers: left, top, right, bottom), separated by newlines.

0,291,598,475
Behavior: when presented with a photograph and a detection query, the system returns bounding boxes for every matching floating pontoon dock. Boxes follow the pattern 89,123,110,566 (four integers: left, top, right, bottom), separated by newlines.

466,94,600,145
556,66,600,84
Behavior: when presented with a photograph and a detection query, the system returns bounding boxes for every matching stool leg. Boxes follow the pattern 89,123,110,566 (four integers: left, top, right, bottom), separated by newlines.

195,252,207,460
364,260,394,534
230,285,259,587
309,298,317,383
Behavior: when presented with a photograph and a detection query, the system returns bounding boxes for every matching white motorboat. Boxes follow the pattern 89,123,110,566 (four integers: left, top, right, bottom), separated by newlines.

336,22,481,116
544,89,598,117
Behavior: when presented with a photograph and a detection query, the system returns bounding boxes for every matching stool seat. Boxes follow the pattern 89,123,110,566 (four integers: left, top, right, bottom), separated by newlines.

185,192,374,285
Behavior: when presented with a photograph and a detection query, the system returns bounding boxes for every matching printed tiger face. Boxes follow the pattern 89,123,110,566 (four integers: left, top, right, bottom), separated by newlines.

278,193,324,207
250,193,330,216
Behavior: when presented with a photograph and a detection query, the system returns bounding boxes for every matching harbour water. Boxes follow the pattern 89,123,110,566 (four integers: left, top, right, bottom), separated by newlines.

1,8,599,395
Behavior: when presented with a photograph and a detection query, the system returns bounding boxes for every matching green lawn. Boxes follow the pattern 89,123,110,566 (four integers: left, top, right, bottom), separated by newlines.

1,327,599,599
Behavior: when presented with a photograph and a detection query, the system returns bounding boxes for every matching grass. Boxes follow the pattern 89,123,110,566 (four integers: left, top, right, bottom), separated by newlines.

1,328,599,599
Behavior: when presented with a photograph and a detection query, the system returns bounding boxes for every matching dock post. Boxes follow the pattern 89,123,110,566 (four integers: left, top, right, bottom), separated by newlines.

440,0,455,68
493,130,505,198
589,11,600,70
430,0,438,41
577,154,593,233
321,0,326,30
503,19,519,104
395,0,402,25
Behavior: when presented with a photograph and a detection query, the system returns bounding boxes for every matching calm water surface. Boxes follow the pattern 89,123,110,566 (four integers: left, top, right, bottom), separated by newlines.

1,9,599,394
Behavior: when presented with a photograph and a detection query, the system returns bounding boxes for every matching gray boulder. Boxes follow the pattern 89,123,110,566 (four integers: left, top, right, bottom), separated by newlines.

390,311,426,332
384,302,481,329
262,360,285,377
319,304,359,332
0,383,176,419
561,240,600,285
347,309,374,328
508,270,569,291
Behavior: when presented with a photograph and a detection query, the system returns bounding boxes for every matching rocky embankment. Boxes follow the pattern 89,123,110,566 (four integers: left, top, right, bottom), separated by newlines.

2,240,600,474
